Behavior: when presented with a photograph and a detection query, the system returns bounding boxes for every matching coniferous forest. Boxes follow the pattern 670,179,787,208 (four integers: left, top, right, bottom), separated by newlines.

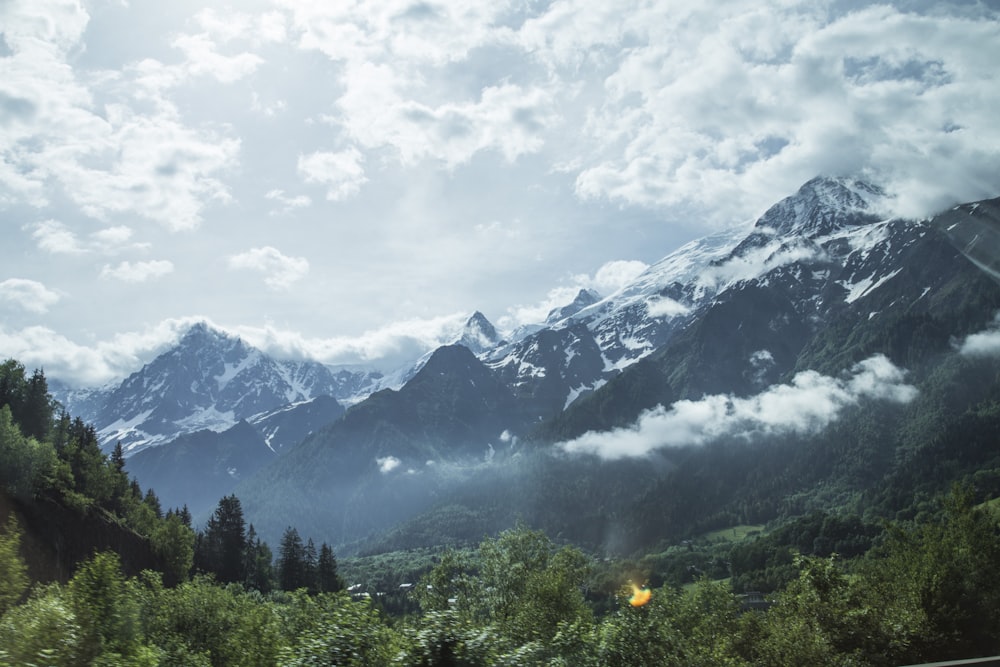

3,357,1000,665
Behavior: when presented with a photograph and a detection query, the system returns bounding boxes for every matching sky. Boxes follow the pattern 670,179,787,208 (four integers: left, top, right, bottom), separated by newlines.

1,0,999,386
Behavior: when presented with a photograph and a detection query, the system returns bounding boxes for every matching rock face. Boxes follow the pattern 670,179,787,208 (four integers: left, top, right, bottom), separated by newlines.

55,322,346,454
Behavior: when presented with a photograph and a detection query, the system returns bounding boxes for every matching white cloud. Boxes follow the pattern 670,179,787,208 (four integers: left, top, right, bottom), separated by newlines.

0,278,61,314
334,74,558,167
560,354,917,459
233,312,471,370
0,317,206,385
500,259,649,329
298,148,367,201
265,189,312,214
547,2,1000,222
376,455,401,473
227,246,309,290
171,33,264,83
29,220,148,255
958,315,1000,357
0,2,242,231
645,297,689,319
100,260,174,283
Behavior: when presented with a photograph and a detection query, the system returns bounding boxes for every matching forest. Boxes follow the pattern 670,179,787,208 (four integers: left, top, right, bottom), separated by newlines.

3,357,1000,665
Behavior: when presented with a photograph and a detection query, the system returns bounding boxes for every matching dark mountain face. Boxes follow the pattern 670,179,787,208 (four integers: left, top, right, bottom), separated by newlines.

125,420,274,518
488,323,609,420
237,345,530,545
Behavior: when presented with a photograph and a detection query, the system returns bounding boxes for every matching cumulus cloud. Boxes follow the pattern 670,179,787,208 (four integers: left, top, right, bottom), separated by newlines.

376,455,401,473
100,260,174,283
29,220,148,255
298,148,368,201
560,354,917,459
233,311,472,370
957,315,1000,357
0,278,61,314
645,297,689,319
500,259,649,329
0,316,207,385
228,246,309,290
0,2,241,230
553,3,1000,222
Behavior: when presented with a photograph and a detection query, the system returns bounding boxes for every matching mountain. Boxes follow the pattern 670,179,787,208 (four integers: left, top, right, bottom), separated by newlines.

54,322,347,454
238,344,530,544
124,420,275,517
236,178,1000,553
40,177,1000,558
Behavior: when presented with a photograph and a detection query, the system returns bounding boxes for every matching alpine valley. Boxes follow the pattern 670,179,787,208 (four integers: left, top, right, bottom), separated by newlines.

49,176,1000,561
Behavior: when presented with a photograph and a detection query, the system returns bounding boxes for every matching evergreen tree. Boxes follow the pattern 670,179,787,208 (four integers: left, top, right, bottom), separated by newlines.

316,543,343,593
22,368,53,442
143,489,163,519
199,495,248,584
244,525,274,593
303,538,318,594
278,527,306,591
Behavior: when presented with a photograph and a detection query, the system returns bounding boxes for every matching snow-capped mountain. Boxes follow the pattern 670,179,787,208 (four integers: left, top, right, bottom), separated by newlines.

476,176,941,422
59,323,346,453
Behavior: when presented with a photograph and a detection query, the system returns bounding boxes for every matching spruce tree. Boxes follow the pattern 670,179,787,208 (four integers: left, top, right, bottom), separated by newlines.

278,527,305,591
317,543,343,593
200,495,248,584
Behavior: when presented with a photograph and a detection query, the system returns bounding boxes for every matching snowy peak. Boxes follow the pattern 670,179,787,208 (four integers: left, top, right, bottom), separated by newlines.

546,289,601,326
86,322,345,453
457,311,502,355
751,176,886,239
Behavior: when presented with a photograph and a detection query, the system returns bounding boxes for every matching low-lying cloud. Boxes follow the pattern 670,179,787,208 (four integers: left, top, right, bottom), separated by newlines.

957,314,1000,357
559,354,917,460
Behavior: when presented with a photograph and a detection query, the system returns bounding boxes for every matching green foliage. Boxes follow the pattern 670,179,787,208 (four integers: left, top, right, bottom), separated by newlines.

0,516,27,616
152,512,195,585
68,551,142,662
0,583,82,667
141,575,283,667
277,590,401,666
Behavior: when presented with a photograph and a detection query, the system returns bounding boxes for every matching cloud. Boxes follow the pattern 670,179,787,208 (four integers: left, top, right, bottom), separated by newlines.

298,148,368,201
232,311,472,370
0,317,206,385
100,260,174,283
329,64,558,167
957,315,1000,357
0,2,242,231
0,278,61,314
29,220,148,255
265,189,312,214
500,259,649,330
559,354,917,459
228,246,309,290
376,455,401,473
645,297,689,319
544,2,1000,222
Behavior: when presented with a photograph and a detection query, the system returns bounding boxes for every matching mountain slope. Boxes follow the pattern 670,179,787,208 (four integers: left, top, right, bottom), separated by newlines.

124,420,274,517
238,345,530,544
56,323,346,454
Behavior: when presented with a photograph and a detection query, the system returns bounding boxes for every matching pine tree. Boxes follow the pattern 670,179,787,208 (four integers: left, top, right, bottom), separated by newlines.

244,524,274,593
199,495,248,584
278,526,306,591
303,538,318,594
317,543,343,593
